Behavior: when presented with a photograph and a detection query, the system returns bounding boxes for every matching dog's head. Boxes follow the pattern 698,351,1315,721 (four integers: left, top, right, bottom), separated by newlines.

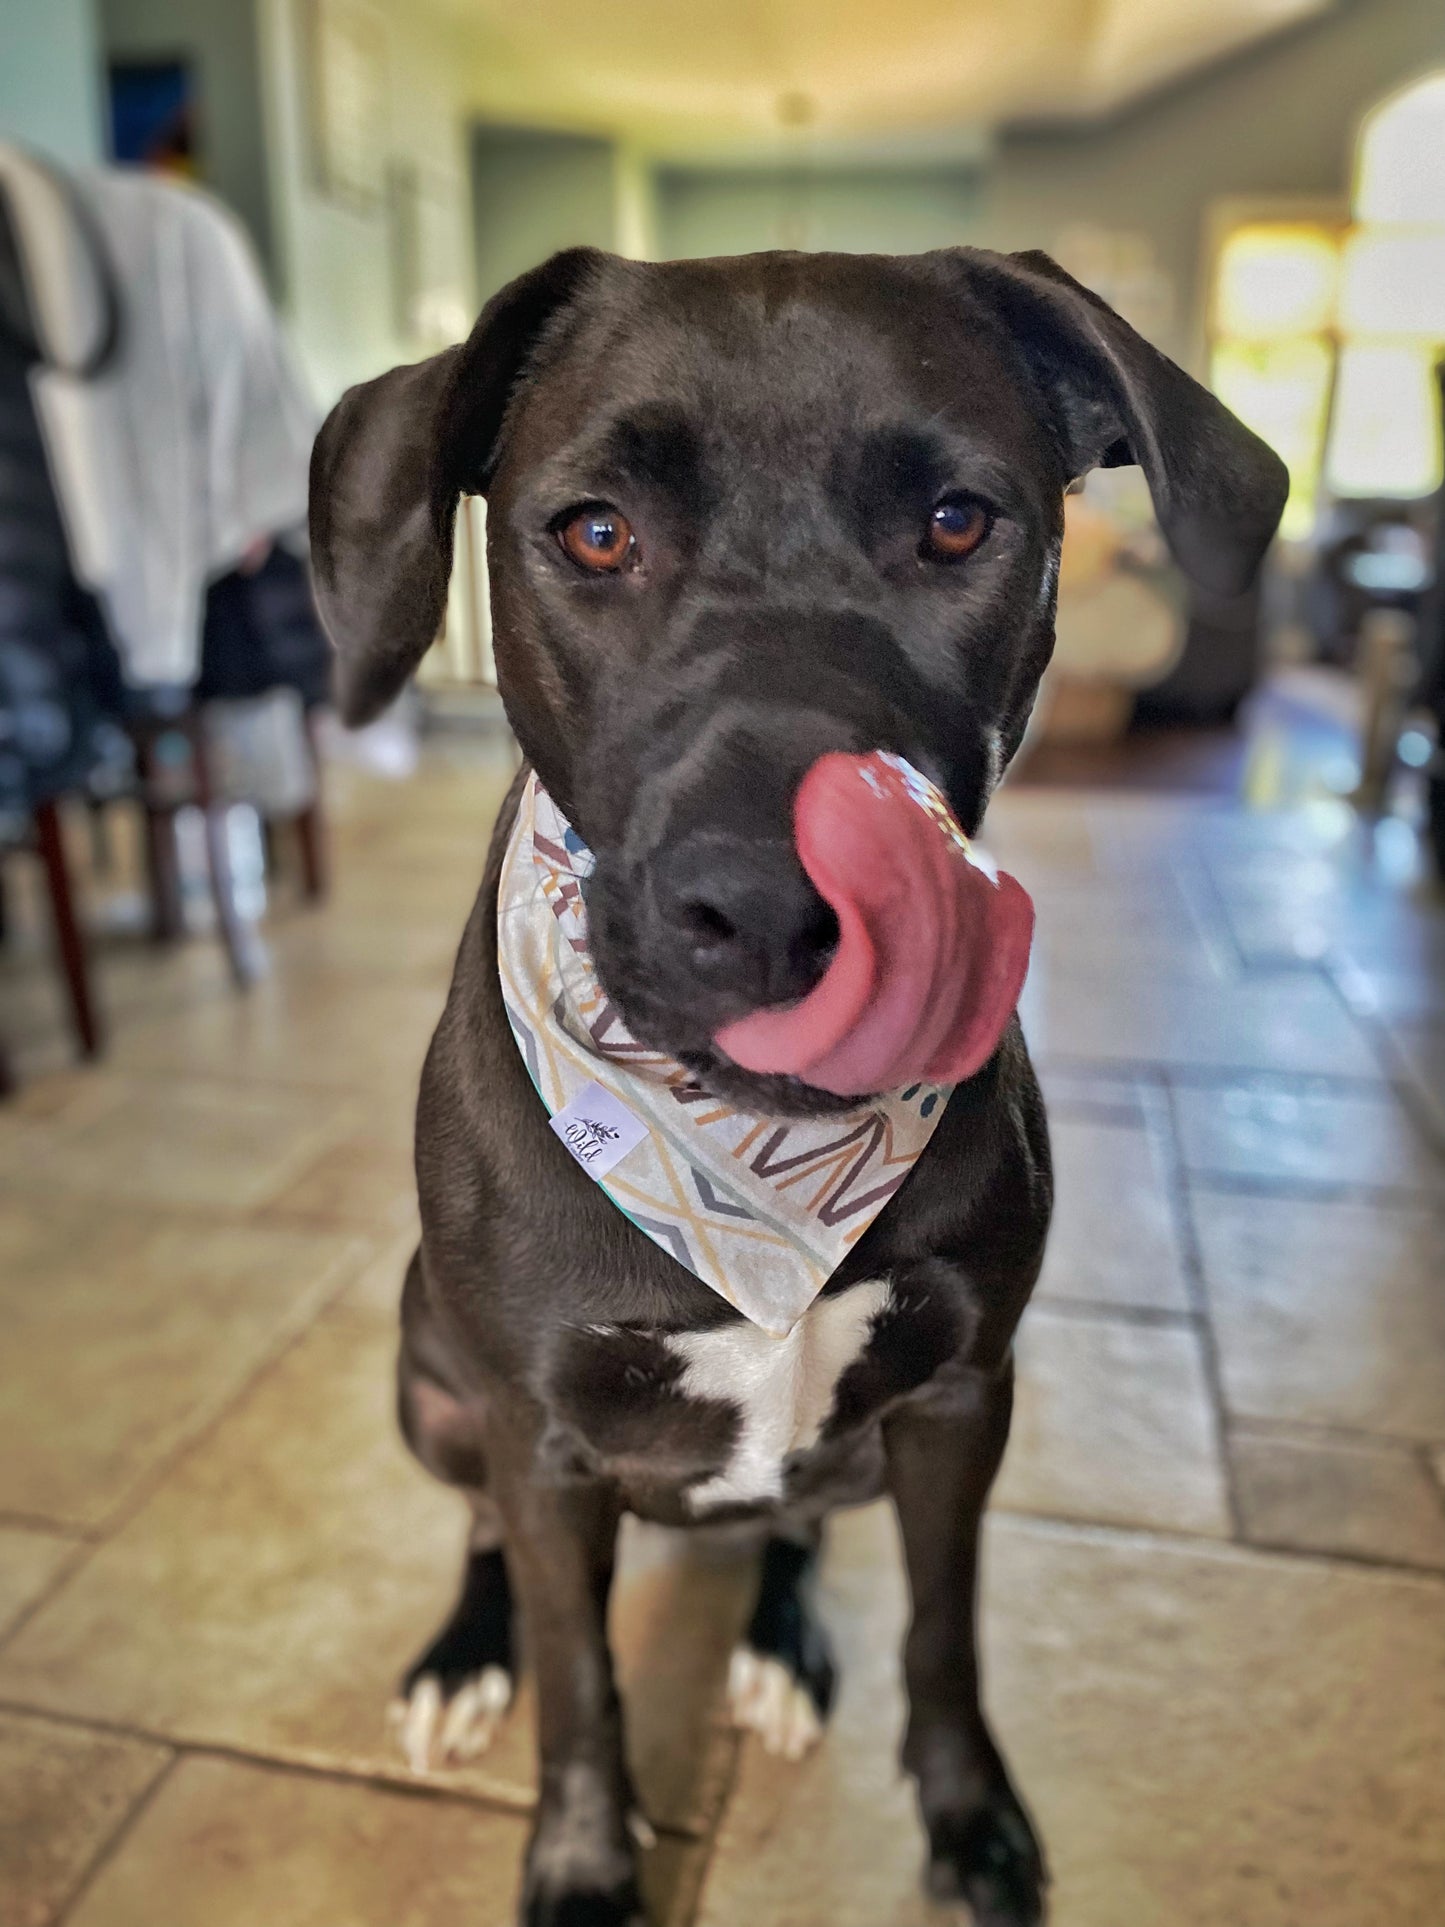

311,247,1286,1111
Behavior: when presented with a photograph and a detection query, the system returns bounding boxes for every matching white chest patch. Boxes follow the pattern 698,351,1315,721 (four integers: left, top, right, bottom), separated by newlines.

664,1279,891,1513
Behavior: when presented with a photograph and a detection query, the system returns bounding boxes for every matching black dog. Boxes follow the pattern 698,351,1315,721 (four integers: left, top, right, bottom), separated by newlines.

310,246,1285,1926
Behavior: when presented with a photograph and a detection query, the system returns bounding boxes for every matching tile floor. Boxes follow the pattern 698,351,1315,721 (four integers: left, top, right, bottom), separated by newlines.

1,736,1443,1926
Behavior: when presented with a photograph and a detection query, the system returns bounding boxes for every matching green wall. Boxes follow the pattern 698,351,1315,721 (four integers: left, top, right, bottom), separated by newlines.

655,165,982,262
471,124,619,302
0,0,103,164
982,0,1445,366
99,0,274,276
649,0,1445,367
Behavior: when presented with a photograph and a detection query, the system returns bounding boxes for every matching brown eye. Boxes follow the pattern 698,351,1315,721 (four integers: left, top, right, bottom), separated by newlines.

926,497,990,562
558,504,635,572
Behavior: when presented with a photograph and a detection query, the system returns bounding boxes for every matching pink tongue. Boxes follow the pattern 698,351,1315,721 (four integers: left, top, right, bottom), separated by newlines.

714,752,1034,1097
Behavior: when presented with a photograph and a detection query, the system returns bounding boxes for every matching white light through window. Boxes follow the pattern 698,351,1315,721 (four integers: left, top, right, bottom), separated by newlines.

1325,343,1443,498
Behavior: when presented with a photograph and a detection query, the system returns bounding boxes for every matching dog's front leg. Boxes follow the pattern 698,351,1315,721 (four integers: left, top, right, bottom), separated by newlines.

492,1433,639,1927
885,1360,1047,1927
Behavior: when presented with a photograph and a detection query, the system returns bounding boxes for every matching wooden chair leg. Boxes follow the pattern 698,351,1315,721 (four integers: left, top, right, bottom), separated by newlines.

133,732,185,942
295,801,327,902
297,711,328,902
87,798,114,876
187,715,261,987
33,797,102,1059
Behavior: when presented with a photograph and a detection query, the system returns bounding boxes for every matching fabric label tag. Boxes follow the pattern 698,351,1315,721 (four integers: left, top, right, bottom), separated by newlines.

549,1080,649,1178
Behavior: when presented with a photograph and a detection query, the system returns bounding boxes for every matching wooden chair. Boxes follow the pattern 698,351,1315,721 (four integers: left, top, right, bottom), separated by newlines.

129,701,327,988
0,793,103,1091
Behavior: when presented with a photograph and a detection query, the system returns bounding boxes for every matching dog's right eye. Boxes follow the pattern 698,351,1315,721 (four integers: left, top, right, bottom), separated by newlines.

556,504,636,573
924,495,990,563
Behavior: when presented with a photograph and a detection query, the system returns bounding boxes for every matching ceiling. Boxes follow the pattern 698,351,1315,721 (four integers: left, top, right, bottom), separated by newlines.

434,0,1335,160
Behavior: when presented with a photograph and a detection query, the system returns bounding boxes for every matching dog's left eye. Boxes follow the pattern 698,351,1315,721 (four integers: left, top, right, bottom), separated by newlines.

924,496,990,562
556,504,636,573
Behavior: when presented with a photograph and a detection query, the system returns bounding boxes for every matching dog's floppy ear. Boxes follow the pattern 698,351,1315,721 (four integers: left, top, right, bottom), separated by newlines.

945,247,1288,597
309,246,604,725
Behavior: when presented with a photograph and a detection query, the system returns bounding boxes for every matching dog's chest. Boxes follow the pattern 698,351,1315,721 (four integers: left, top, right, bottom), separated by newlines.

661,1280,891,1510
549,1276,962,1515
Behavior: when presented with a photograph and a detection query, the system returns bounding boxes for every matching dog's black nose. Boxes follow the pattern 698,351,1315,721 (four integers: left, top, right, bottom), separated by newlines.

652,833,839,1010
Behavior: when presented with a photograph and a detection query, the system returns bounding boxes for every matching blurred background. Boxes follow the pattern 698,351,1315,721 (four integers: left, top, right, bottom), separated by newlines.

0,4,1443,1925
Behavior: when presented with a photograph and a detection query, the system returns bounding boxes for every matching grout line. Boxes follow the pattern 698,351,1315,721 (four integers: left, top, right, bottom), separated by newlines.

985,1507,1445,1585
0,1509,100,1541
1418,1444,1445,1528
1313,964,1445,1158
1149,1073,1245,1543
1173,849,1254,980
1198,1524,1445,1581
669,1733,744,1927
1357,1012,1445,1161
1228,1413,1445,1454
1038,1097,1148,1127
1031,1050,1394,1093
51,1745,179,1927
0,1537,96,1659
0,1702,703,1842
1183,1168,1445,1208
1026,1297,1199,1330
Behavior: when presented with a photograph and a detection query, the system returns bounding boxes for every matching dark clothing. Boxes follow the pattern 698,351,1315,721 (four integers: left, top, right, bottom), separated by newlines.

0,322,127,824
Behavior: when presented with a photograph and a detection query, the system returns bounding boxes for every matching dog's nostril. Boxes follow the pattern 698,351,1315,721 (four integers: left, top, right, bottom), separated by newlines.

680,900,738,947
794,902,840,978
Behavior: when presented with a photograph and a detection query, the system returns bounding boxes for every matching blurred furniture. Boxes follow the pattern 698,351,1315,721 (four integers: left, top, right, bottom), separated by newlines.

1329,363,1445,869
1411,363,1445,872
1028,487,1187,751
128,677,327,988
0,712,105,1086
0,210,124,1075
0,146,333,1058
1302,500,1431,666
1135,578,1268,728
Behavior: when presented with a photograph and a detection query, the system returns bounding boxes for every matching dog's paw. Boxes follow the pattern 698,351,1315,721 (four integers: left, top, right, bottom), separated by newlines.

522,1880,647,1927
388,1663,513,1773
726,1644,829,1760
923,1787,1047,1927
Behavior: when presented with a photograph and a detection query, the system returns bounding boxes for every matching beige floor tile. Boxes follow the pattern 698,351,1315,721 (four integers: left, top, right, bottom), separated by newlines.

1036,1064,1146,1121
1200,835,1445,971
0,1317,747,1836
1227,878,1445,977
0,907,232,1090
260,1135,417,1231
1385,1016,1445,1137
1230,1430,1445,1570
327,1220,419,1323
994,1309,1230,1537
0,1203,365,1529
0,1709,170,1927
1035,1115,1190,1311
1197,1195,1445,1440
981,797,1103,884
697,1507,1445,1927
1174,1077,1443,1192
1028,879,1227,979
0,1528,78,1644
112,977,445,1098
0,1070,362,1214
1020,962,1380,1078
1334,958,1445,1024
266,907,461,983
62,1755,701,1927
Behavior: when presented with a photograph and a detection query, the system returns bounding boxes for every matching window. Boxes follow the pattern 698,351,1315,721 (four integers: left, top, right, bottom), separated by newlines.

1206,71,1445,538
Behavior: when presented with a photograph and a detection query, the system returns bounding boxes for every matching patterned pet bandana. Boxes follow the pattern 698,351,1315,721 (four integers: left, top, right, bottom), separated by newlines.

496,773,954,1338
